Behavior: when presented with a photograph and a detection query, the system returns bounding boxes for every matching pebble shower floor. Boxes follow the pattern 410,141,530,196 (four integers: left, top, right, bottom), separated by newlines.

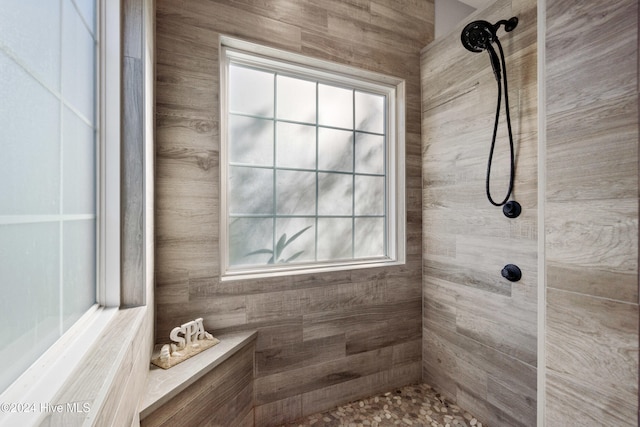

280,383,484,427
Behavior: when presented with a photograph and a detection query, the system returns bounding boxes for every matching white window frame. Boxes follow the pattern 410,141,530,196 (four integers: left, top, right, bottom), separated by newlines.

219,36,406,280
99,0,122,308
0,1,121,424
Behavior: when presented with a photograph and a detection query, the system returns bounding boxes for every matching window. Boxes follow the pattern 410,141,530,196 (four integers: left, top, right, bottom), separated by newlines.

0,0,118,395
220,39,406,278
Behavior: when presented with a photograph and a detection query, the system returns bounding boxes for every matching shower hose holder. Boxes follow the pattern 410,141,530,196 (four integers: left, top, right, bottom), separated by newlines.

503,200,521,218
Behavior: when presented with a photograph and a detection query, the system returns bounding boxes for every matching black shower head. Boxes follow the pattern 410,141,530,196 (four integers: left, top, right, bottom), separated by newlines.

461,20,496,53
461,20,501,81
461,17,518,82
461,17,519,52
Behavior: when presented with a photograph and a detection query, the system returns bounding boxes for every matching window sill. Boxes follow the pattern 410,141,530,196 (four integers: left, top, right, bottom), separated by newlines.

139,330,257,420
221,258,405,282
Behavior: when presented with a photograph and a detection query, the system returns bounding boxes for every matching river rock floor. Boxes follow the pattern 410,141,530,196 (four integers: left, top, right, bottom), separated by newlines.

280,383,484,427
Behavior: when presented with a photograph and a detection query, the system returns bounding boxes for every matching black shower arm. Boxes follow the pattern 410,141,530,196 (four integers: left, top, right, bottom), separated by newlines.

493,17,518,34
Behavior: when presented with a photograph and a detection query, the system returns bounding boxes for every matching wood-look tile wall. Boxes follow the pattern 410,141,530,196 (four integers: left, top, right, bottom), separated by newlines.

421,0,538,425
122,0,148,307
545,0,639,424
154,1,432,425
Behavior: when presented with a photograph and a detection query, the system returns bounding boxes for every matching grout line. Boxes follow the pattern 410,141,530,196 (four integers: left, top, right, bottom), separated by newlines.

537,0,547,424
546,286,640,306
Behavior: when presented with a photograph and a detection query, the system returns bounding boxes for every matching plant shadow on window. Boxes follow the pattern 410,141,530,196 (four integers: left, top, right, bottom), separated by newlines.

245,225,312,264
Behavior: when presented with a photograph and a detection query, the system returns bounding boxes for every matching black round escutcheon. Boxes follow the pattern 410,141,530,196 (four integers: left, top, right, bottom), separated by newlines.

501,264,522,282
503,200,521,219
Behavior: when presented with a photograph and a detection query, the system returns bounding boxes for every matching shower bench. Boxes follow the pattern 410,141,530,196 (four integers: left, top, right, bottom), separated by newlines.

139,330,257,426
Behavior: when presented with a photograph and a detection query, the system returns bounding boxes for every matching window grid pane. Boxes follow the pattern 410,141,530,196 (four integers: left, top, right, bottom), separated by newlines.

227,62,388,270
0,0,97,393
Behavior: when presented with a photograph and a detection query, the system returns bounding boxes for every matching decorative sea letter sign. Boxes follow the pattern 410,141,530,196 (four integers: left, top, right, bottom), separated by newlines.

151,318,220,369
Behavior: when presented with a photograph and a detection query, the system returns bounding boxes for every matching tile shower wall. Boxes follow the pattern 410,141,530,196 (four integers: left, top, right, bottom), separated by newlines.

154,1,432,425
421,0,538,425
545,0,639,424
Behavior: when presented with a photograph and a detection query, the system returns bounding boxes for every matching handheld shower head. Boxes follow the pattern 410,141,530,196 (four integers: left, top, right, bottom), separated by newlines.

460,16,519,208
461,20,501,81
461,17,519,52
461,20,496,53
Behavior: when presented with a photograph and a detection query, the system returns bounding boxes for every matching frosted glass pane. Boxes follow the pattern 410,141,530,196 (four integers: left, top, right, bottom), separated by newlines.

275,218,315,263
63,220,96,330
355,133,384,174
276,170,315,215
229,218,273,266
229,65,274,117
355,91,385,133
229,166,273,214
318,173,352,215
230,115,273,166
62,0,96,122
276,122,315,169
317,218,352,260
318,128,353,172
74,0,96,35
355,175,385,215
318,84,353,129
0,0,61,90
0,223,60,392
354,218,384,258
0,51,60,215
277,75,316,123
63,107,96,214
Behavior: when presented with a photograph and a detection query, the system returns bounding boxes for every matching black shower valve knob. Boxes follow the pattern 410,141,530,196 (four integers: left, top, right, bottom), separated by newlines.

501,264,521,282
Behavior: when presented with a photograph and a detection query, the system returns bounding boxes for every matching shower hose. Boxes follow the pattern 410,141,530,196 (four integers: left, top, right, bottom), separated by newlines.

485,38,515,207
